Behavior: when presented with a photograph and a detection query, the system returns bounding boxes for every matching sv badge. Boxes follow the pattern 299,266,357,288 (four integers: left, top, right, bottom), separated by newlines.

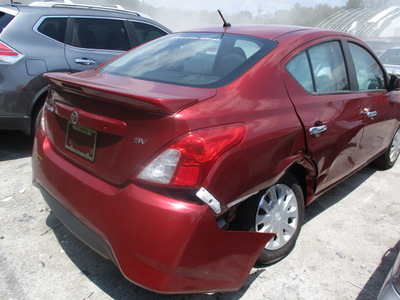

134,137,148,145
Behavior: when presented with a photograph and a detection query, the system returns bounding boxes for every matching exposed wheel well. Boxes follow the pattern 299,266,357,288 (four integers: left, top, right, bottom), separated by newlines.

286,164,307,205
228,163,309,230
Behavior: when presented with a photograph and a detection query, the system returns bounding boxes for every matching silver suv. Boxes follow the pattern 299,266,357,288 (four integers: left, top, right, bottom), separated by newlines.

0,1,171,135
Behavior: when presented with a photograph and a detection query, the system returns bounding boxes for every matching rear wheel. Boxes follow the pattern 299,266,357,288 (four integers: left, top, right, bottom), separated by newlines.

235,173,304,265
374,126,400,170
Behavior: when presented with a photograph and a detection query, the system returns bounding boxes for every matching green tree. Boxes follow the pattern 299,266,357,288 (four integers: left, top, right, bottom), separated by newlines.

346,0,365,9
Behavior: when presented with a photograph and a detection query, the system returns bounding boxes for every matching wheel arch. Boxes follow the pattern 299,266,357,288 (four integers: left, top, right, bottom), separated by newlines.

26,86,49,135
284,158,317,207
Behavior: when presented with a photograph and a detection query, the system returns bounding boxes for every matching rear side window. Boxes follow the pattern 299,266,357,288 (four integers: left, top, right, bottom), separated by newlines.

100,32,277,88
71,18,130,51
0,12,14,33
133,22,167,44
348,43,385,91
38,18,67,43
286,52,313,92
287,41,349,93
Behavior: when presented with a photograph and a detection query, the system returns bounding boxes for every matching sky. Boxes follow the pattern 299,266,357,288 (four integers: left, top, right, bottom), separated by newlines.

141,0,349,15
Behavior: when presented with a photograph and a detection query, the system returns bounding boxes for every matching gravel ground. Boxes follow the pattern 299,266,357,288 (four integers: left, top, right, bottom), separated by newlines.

0,130,399,300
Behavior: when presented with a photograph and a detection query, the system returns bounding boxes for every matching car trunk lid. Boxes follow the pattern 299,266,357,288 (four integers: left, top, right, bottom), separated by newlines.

43,70,216,185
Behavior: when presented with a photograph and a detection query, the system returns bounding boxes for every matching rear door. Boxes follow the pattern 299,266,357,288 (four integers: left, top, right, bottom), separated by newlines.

64,17,169,72
65,17,131,71
282,40,364,195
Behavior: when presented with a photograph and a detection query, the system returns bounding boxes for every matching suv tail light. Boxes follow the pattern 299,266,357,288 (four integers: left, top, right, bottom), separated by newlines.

0,41,23,64
136,124,247,187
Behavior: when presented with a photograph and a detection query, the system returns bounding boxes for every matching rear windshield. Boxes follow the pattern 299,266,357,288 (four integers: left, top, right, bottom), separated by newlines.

100,32,278,88
0,12,14,33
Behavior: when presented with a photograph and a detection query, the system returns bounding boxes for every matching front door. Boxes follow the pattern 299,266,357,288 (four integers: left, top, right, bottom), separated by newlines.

347,43,398,168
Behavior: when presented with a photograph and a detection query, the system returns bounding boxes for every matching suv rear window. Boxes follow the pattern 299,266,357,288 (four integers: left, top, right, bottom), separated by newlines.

133,22,167,44
0,12,14,33
100,32,277,88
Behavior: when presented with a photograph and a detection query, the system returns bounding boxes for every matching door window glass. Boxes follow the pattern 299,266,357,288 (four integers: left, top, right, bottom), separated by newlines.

348,43,385,91
308,42,349,93
133,22,167,44
286,41,349,93
38,17,67,43
286,52,314,92
71,18,130,51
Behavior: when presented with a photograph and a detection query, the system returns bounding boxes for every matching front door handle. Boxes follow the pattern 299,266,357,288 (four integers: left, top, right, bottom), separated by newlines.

362,108,377,119
75,58,96,66
309,125,327,137
366,111,377,119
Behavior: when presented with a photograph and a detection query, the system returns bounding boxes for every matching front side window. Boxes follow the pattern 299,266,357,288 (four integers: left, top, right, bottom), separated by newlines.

38,17,67,43
349,43,385,91
100,32,277,88
287,41,349,93
71,18,130,51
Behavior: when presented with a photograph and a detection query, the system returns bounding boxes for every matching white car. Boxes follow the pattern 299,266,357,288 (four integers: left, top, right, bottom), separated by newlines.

380,47,400,75
379,250,400,299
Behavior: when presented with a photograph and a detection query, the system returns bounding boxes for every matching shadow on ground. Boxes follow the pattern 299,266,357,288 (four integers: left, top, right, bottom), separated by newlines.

305,165,377,224
0,131,32,161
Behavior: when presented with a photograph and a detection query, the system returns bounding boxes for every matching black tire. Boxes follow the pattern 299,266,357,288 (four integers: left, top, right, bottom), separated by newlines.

234,173,304,265
374,126,400,170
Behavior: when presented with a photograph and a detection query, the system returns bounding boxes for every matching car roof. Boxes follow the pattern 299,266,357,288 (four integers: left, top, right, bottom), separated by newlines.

0,2,152,20
184,24,351,41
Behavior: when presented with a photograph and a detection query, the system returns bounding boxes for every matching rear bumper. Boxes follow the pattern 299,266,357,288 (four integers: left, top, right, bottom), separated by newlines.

32,133,273,294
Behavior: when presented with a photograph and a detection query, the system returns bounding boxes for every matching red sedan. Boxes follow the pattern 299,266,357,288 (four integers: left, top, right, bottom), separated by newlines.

32,24,400,294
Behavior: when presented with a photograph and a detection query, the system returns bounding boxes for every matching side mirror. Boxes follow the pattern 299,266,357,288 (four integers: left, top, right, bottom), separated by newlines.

389,74,400,91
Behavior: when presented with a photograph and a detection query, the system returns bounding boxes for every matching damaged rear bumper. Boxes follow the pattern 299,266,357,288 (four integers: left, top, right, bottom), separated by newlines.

32,135,273,294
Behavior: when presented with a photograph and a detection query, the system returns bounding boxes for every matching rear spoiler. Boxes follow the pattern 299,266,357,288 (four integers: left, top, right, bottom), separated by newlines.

44,72,212,115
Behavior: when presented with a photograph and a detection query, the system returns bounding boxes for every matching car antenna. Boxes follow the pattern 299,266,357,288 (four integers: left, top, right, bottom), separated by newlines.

218,10,231,28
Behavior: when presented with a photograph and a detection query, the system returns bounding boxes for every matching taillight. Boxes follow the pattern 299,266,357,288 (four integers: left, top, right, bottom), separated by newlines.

0,41,23,64
136,124,247,187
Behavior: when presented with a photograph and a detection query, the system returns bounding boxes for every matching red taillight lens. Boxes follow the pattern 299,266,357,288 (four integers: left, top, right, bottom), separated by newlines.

0,41,22,63
137,124,247,187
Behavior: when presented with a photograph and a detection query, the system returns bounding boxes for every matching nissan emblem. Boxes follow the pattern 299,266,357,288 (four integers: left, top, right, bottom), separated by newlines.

71,111,79,124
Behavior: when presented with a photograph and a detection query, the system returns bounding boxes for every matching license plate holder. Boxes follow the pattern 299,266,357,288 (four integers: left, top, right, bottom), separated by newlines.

65,123,97,161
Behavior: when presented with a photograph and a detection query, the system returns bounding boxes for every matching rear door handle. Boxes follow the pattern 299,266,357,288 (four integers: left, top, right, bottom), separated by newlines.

75,58,96,66
309,125,327,137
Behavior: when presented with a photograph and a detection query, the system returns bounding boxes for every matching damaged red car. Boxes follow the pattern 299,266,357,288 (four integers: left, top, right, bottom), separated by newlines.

32,24,400,294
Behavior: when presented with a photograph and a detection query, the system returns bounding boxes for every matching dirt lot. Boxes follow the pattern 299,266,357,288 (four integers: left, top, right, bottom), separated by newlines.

0,130,399,300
